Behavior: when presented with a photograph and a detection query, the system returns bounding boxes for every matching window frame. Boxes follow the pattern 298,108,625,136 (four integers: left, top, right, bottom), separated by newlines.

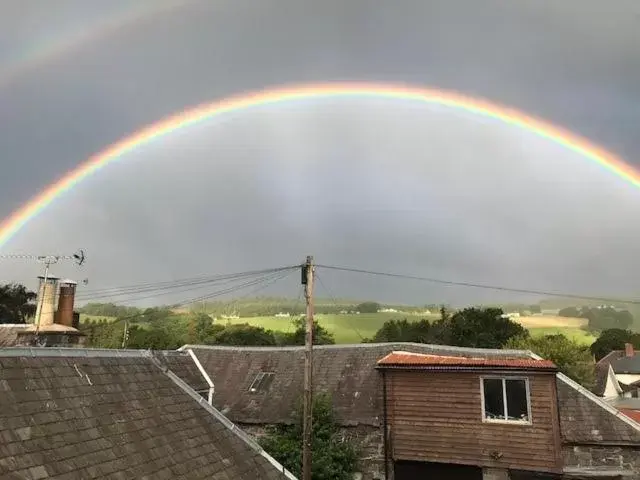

479,376,532,425
248,371,275,393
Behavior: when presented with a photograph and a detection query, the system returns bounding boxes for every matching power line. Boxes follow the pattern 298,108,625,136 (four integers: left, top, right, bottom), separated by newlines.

315,272,363,341
32,266,299,319
74,265,302,301
106,267,298,326
316,264,640,306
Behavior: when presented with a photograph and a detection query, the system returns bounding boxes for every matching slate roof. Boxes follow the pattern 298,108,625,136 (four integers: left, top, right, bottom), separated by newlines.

377,351,557,370
0,347,296,480
609,355,640,375
0,325,28,347
183,342,538,427
187,342,640,446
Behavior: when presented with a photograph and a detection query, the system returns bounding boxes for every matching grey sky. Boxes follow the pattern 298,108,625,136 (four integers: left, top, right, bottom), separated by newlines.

1,0,639,306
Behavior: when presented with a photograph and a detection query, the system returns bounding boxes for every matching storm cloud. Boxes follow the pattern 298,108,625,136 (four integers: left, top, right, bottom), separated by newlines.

1,0,639,306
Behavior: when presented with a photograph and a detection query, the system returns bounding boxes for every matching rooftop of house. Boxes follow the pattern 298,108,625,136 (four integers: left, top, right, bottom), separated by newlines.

376,351,557,370
0,324,28,347
0,347,295,480
596,348,640,373
185,342,640,445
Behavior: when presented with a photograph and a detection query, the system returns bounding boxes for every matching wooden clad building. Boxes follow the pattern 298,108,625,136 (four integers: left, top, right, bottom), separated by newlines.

377,351,563,479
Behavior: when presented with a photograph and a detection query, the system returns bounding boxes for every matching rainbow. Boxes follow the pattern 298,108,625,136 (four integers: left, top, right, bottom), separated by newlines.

0,0,191,88
1,81,638,249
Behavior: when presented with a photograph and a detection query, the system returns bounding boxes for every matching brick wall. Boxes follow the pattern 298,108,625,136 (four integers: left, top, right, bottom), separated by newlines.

239,423,386,480
563,445,640,476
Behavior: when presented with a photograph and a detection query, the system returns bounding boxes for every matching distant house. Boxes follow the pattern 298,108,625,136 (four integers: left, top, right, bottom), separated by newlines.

0,348,296,480
183,342,640,480
594,343,640,421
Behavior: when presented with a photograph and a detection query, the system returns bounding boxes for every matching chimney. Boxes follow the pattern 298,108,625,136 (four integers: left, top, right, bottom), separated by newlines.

56,280,77,327
625,343,635,357
34,275,60,327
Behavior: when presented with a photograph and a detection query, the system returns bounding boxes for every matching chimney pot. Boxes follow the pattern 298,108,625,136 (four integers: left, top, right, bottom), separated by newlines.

625,343,635,357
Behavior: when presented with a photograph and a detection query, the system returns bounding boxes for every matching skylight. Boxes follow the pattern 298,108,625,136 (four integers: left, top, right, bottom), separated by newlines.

248,372,275,393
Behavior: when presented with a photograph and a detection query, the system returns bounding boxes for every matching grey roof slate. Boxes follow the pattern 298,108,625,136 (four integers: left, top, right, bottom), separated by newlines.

0,325,27,347
183,342,534,427
610,355,640,374
186,342,640,445
0,348,295,480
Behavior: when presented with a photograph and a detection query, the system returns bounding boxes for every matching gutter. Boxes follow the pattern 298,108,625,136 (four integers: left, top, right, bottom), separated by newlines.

187,348,214,405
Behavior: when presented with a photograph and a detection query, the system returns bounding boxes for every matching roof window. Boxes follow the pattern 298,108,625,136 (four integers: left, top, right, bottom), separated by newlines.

248,372,275,393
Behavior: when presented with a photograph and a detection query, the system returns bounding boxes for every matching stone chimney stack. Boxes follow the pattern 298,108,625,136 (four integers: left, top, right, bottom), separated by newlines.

35,275,60,328
625,343,635,357
56,280,77,327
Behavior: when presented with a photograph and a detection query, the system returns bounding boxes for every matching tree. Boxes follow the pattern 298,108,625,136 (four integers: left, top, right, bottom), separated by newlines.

280,317,335,345
259,393,358,480
436,307,528,349
369,319,434,343
186,312,218,344
583,307,634,332
356,302,380,314
210,324,276,346
507,334,595,388
0,283,37,324
590,328,640,361
529,304,542,314
558,306,581,318
127,325,182,350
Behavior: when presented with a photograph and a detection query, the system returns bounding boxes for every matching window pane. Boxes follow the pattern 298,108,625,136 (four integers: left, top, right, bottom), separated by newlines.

483,379,505,419
505,379,529,421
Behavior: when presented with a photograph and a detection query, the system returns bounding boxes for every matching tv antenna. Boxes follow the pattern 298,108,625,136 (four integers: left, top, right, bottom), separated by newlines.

0,249,86,332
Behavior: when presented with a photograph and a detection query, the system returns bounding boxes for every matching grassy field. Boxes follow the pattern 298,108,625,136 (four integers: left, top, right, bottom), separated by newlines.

80,314,117,322
528,327,596,345
218,312,438,343
80,311,598,346
216,313,597,345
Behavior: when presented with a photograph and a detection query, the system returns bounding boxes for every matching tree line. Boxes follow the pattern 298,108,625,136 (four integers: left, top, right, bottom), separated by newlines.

3,281,637,389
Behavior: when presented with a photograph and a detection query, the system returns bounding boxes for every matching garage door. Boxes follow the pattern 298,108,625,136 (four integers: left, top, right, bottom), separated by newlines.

394,460,483,480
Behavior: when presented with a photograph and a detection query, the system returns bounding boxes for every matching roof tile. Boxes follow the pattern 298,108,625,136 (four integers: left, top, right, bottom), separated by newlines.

377,351,557,369
0,349,294,479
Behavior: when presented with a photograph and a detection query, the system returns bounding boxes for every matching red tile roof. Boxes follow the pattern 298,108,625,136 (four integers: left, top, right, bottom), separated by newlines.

377,351,556,370
619,409,640,424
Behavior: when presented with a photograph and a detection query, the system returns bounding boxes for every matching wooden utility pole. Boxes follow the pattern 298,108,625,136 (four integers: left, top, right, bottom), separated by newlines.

302,255,314,480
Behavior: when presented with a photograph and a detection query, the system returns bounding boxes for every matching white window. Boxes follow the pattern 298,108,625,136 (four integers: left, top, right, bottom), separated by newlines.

481,377,531,423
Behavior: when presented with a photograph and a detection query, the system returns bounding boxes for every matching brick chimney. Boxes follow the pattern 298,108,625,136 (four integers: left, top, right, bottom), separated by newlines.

625,343,635,357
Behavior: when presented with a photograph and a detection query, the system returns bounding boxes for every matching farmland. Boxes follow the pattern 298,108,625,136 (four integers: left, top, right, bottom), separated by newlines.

79,309,596,345
212,312,595,345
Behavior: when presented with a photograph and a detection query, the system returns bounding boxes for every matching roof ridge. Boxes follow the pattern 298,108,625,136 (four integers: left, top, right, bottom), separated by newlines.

151,354,298,479
0,347,190,358
181,342,532,356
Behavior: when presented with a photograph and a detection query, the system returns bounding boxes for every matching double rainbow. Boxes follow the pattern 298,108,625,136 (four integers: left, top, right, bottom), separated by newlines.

1,82,638,249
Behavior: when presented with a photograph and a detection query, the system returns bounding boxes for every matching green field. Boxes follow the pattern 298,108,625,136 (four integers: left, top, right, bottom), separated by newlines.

80,314,117,322
218,312,436,343
528,327,596,345
222,313,598,345
79,311,598,346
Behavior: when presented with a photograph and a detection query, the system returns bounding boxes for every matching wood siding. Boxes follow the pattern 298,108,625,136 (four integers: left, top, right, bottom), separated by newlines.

385,370,562,473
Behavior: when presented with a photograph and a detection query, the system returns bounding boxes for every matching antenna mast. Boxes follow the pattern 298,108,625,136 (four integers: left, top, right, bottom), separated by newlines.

0,250,86,332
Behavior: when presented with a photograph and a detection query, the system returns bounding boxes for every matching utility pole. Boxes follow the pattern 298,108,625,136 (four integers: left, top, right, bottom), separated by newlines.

121,318,129,348
301,255,314,480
